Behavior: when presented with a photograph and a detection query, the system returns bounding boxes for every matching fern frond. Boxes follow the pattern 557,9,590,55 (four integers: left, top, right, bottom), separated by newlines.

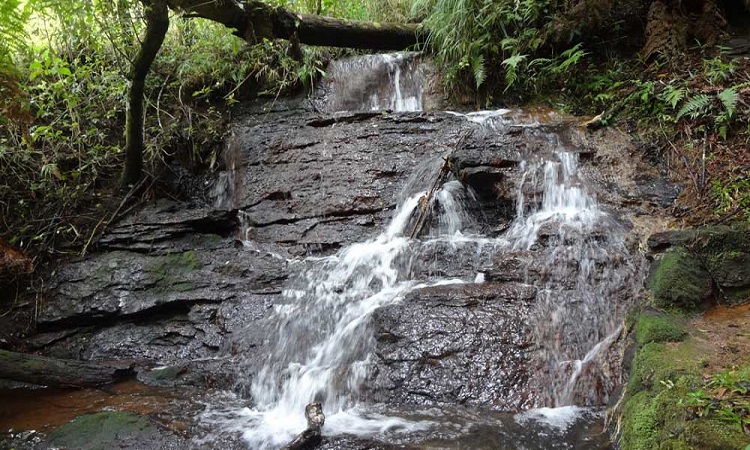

717,87,738,118
661,85,687,109
470,53,485,89
502,53,527,91
0,0,27,58
677,94,711,120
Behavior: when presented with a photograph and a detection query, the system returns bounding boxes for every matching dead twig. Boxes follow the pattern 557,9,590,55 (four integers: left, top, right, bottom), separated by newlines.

408,131,471,239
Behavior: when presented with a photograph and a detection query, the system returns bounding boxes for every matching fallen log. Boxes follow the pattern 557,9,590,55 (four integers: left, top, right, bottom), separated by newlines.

0,350,136,388
167,0,424,50
281,402,325,450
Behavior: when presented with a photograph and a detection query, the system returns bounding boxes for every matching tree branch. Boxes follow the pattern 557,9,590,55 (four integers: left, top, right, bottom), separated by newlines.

121,0,170,187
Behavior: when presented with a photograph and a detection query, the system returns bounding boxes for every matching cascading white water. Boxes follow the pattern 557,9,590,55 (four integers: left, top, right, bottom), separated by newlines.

227,159,477,449
446,109,638,406
506,150,603,250
504,143,636,406
380,54,422,112
243,196,419,449
202,107,639,449
320,53,424,112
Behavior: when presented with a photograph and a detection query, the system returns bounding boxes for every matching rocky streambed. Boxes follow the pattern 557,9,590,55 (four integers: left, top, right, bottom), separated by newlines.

1,96,684,449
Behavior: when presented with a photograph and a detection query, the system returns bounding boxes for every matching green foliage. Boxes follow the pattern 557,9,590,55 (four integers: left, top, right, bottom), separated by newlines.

0,0,28,61
711,176,750,222
680,367,750,435
703,56,735,86
412,0,583,92
677,94,711,120
298,47,328,90
662,84,687,109
717,87,738,118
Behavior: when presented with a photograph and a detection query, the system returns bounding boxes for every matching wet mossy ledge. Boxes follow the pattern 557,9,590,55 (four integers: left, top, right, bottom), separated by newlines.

617,330,750,450
47,411,154,450
647,225,750,312
615,226,750,450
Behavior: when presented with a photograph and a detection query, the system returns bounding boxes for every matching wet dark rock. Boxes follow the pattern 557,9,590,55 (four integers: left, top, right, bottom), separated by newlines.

97,200,238,252
42,243,286,328
483,252,542,284
233,110,464,254
369,283,538,410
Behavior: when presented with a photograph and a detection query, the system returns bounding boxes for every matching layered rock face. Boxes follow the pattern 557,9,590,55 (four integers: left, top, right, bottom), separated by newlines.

34,100,674,413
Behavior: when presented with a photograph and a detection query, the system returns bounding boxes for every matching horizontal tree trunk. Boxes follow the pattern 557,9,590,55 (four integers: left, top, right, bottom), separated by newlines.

0,349,135,388
167,0,424,50
293,14,421,49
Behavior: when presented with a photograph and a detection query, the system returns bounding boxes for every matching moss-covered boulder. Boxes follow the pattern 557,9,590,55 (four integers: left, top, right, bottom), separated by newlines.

45,411,187,450
649,247,712,311
618,328,750,450
648,226,750,309
620,377,749,450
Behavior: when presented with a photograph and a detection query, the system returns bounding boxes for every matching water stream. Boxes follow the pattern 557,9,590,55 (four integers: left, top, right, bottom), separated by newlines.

317,52,425,112
201,56,639,449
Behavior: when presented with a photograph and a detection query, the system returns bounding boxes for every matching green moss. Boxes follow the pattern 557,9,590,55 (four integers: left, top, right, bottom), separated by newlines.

635,313,687,345
167,250,200,270
620,372,733,450
629,338,703,392
620,330,750,450
144,251,201,293
683,420,750,450
620,390,659,450
21,358,45,370
47,412,154,450
649,248,712,311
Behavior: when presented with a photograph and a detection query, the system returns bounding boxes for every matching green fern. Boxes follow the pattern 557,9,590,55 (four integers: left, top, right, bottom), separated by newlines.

676,94,711,120
549,43,586,74
502,53,527,91
660,85,687,109
470,53,485,88
0,0,28,60
717,87,738,118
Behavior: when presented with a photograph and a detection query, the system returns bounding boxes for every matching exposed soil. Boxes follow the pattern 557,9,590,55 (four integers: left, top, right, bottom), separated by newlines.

693,303,750,374
0,379,195,435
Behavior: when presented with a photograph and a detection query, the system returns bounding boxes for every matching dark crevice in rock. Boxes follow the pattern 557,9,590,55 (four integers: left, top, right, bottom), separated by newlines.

306,111,383,127
245,206,393,228
37,299,201,333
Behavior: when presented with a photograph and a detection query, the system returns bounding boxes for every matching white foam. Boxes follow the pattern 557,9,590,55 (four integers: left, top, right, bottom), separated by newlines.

514,406,588,430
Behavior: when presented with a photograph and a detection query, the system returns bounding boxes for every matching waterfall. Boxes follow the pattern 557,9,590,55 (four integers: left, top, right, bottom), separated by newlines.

200,59,640,450
318,52,425,112
229,159,477,449
506,147,637,406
